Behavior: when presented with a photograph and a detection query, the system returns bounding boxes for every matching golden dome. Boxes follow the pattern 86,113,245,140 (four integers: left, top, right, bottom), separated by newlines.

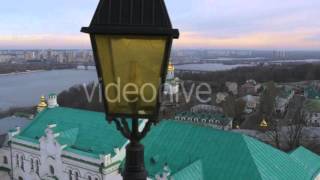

168,62,174,71
260,118,268,128
37,96,47,112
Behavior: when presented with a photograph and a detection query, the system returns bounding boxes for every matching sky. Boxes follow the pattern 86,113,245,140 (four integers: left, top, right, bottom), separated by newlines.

0,0,320,50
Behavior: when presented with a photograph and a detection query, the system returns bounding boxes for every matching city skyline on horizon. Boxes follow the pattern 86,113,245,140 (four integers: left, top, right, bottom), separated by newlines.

1,48,320,52
0,0,320,50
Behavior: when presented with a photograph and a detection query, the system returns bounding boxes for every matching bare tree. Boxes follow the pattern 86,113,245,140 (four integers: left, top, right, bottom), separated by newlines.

260,81,278,119
286,107,307,151
266,117,282,149
221,95,246,127
260,81,281,148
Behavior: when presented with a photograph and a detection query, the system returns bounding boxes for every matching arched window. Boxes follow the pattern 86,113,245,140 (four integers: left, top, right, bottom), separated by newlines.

88,176,92,180
75,172,79,180
20,156,24,170
201,119,206,124
30,158,34,170
69,170,73,180
3,156,8,164
16,154,19,167
49,165,55,175
18,177,23,180
95,178,98,180
35,160,39,175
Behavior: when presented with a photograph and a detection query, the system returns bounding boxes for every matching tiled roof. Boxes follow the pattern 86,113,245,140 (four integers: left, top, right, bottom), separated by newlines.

142,121,315,180
15,107,320,179
16,107,126,159
171,160,204,180
290,146,320,178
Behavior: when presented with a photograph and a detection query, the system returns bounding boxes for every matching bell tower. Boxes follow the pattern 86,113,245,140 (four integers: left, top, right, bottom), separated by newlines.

48,93,59,108
167,61,175,80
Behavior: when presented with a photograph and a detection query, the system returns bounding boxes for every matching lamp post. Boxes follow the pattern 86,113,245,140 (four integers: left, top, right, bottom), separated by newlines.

81,0,179,179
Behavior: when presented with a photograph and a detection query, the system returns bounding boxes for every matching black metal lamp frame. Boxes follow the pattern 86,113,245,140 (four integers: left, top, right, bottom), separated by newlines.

81,0,179,179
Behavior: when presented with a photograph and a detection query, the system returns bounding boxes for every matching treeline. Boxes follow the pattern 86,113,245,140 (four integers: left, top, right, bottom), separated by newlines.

56,63,320,113
0,62,76,74
0,106,36,119
57,82,105,112
177,64,320,84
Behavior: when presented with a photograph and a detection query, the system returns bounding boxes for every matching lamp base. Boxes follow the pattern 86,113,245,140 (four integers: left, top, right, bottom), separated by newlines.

123,142,147,180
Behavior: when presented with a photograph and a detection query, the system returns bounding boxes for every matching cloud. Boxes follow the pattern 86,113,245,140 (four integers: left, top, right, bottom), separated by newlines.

167,0,320,40
0,34,90,49
174,29,320,50
1,0,320,49
2,30,320,50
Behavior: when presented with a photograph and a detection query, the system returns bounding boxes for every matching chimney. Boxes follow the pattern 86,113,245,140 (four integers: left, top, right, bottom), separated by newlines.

48,93,59,108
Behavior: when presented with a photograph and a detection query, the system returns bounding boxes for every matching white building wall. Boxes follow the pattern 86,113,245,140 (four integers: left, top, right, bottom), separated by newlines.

0,146,12,171
3,125,124,180
9,140,122,180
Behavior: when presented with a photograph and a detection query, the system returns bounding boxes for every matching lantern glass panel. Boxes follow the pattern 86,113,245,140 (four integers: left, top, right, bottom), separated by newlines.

94,35,167,116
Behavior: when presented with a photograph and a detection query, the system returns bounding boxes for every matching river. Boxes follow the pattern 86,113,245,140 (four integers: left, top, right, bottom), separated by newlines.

175,63,253,71
0,69,97,110
1,63,242,111
2,59,319,110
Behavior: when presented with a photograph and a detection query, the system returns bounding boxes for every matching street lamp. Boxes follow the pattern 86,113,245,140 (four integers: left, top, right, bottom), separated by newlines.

81,0,179,179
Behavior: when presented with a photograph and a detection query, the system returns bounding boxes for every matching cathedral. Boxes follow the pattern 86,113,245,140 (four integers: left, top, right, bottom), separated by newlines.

1,94,320,180
163,62,179,95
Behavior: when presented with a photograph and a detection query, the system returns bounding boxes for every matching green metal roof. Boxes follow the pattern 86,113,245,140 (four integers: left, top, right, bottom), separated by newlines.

305,86,320,99
142,121,314,180
48,93,57,96
175,112,231,123
16,107,126,159
14,107,320,179
290,146,320,178
171,160,204,180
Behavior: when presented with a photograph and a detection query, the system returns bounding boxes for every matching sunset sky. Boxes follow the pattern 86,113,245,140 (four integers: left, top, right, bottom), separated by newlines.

0,0,320,50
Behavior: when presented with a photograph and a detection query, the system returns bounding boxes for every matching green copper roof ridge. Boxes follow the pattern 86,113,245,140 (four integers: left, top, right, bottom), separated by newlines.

290,146,320,179
17,107,126,159
243,135,310,180
243,135,282,180
57,127,80,146
171,159,204,180
241,135,264,180
19,108,49,137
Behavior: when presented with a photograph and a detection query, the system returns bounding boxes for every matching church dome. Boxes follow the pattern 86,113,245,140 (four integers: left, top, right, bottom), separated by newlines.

37,96,48,112
260,118,268,128
168,62,174,71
